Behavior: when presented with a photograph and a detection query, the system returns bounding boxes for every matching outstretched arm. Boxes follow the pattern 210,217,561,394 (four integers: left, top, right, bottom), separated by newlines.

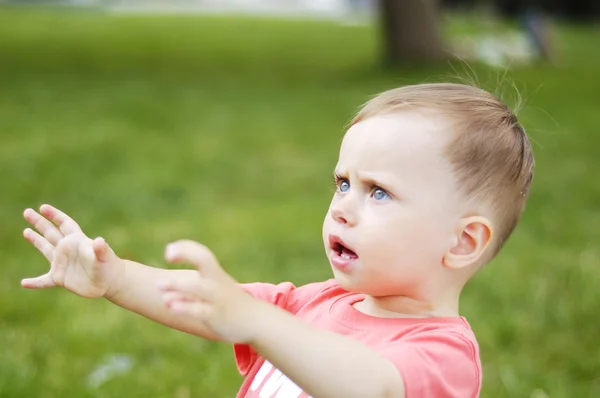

108,260,222,340
160,240,405,398
249,302,405,398
22,204,220,340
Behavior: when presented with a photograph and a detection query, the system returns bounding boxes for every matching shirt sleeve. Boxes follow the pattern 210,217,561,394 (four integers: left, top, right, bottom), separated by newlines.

380,331,481,398
233,280,331,376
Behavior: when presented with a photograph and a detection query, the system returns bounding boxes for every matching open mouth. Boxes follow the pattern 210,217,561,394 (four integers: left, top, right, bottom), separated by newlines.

329,235,358,260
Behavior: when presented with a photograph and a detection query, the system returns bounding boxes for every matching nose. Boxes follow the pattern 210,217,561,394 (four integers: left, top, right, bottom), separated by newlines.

330,198,356,226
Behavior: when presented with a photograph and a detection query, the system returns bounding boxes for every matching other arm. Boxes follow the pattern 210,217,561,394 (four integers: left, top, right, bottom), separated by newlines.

249,301,405,398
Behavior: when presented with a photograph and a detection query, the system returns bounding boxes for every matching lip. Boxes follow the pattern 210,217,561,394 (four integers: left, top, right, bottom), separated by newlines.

328,234,358,271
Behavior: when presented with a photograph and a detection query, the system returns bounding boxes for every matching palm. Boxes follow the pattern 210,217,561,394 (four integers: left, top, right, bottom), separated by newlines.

50,234,108,297
60,264,108,298
22,205,117,298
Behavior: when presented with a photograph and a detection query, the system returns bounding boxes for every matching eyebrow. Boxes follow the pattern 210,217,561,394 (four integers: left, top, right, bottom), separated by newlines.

358,172,399,191
335,169,400,191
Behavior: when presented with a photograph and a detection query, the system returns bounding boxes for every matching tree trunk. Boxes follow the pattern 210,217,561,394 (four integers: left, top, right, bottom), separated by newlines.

379,0,447,65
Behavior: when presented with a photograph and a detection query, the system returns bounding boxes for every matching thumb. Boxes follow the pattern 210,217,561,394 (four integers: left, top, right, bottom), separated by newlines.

165,240,221,278
93,237,116,263
21,272,56,289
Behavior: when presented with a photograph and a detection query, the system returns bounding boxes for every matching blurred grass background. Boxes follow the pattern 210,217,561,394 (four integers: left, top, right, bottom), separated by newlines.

1,7,599,398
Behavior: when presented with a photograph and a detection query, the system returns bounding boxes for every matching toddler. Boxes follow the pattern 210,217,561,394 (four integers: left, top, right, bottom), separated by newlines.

22,82,534,398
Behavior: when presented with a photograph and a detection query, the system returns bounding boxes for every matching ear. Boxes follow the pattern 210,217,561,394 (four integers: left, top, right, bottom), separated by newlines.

443,216,493,270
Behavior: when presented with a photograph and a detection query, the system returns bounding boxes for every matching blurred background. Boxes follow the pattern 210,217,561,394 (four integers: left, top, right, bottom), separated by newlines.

1,0,598,397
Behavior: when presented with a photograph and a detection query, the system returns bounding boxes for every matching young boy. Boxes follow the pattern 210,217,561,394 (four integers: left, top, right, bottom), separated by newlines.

21,83,534,398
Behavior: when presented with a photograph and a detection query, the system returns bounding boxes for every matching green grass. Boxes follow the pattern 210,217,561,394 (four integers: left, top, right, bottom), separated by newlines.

1,7,599,398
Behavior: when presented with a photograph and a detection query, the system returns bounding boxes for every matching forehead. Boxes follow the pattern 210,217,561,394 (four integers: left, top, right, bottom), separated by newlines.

337,112,451,173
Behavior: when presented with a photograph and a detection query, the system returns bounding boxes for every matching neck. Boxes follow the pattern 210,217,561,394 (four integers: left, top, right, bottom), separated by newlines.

355,286,463,318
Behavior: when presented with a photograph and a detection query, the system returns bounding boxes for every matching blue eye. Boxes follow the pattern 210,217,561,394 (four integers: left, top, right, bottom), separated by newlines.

373,188,389,200
339,180,350,192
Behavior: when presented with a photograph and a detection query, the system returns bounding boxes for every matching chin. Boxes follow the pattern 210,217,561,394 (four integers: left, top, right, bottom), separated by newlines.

331,270,365,293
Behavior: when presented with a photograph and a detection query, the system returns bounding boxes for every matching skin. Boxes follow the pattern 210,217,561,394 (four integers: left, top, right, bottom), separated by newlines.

322,112,493,318
21,111,493,398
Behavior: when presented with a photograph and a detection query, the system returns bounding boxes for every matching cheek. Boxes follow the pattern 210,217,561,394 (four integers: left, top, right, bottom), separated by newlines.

396,213,454,263
364,206,442,252
322,209,333,237
322,207,332,226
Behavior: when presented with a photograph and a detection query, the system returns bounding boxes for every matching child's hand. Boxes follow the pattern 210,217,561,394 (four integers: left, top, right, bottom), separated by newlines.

158,240,260,344
21,204,125,299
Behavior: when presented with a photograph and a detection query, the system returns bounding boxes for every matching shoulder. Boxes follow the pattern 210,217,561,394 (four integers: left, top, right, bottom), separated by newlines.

381,320,481,398
240,278,343,314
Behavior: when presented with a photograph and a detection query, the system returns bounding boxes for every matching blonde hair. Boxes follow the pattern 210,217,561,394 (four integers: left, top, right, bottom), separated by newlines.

351,83,534,258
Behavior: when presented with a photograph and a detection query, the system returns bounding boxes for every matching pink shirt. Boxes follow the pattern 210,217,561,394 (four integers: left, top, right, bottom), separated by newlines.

234,279,482,398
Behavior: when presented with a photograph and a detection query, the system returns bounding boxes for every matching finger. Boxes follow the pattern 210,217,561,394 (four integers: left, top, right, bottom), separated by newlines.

157,271,202,293
21,273,56,289
165,240,221,278
23,208,63,246
23,228,54,262
167,300,210,318
92,237,115,263
79,238,97,264
161,291,200,305
158,275,216,302
39,204,82,235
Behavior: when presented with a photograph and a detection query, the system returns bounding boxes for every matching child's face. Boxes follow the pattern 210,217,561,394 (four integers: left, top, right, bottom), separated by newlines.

322,112,463,296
